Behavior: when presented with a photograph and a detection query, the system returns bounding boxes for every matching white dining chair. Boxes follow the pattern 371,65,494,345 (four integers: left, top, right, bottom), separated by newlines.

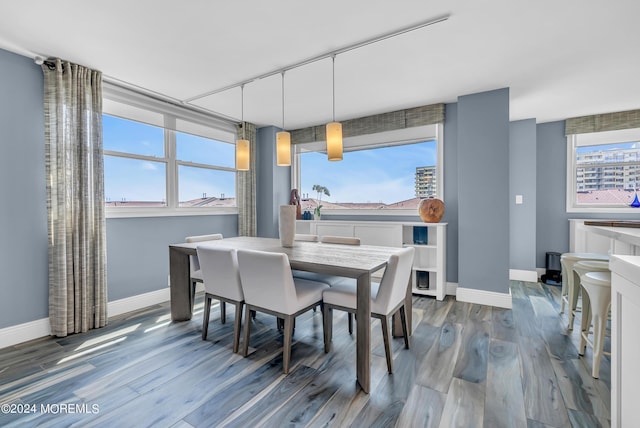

320,235,361,245
185,233,223,308
196,245,244,353
322,246,414,374
236,249,329,374
295,234,318,242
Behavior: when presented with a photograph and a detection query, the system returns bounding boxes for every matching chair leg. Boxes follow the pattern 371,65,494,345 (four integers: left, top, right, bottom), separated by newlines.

233,302,243,354
220,301,227,324
191,281,197,307
242,306,252,357
380,315,393,374
399,306,410,349
348,313,353,335
323,304,333,353
202,295,212,340
283,316,294,374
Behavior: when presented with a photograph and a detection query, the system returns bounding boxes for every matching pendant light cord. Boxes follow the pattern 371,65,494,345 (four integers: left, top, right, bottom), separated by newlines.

281,71,286,130
331,55,336,122
240,84,245,139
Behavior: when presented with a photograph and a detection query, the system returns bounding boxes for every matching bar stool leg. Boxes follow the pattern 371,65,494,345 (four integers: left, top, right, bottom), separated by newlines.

589,298,611,379
578,286,591,355
560,262,568,314
567,269,580,330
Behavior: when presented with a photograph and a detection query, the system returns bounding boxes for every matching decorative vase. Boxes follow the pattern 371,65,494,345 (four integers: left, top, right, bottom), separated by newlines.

418,198,444,223
279,205,296,247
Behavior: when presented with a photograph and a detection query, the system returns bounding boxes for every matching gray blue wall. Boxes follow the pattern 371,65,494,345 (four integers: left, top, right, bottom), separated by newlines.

0,49,48,329
535,121,634,268
256,126,291,238
457,88,510,294
510,119,537,271
443,103,459,282
106,215,237,300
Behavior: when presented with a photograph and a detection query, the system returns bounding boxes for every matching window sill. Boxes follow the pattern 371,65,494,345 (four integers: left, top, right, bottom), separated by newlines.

567,206,640,214
106,206,238,219
320,209,420,217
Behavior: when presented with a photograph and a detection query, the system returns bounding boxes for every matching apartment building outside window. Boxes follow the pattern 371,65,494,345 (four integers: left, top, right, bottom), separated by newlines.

567,127,640,212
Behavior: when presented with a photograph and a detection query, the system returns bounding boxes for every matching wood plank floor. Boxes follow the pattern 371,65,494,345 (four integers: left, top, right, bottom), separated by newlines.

0,281,610,427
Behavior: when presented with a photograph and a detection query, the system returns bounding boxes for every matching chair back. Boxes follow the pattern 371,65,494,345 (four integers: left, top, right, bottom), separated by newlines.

185,233,223,273
320,236,361,245
237,249,298,314
372,247,415,315
196,246,243,301
185,233,224,243
295,234,318,242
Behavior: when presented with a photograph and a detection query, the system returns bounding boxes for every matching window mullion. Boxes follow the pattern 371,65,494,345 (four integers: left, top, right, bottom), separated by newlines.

165,115,178,208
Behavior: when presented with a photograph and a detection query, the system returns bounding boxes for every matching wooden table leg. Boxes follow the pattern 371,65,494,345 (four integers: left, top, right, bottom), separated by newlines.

393,277,412,337
356,272,371,393
169,247,193,322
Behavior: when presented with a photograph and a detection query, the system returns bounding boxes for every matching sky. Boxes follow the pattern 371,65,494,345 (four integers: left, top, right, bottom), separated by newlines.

300,140,437,204
103,115,235,202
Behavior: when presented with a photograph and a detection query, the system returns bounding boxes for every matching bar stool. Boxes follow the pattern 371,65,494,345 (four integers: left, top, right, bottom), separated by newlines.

578,270,611,378
560,252,609,330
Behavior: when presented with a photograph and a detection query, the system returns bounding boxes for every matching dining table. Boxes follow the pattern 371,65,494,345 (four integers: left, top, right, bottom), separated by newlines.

168,236,410,393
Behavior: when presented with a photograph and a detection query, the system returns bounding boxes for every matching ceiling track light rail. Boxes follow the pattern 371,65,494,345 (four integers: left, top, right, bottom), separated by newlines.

183,14,450,104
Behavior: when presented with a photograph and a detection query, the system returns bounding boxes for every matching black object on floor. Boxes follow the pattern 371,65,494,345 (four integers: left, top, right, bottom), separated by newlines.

541,251,562,285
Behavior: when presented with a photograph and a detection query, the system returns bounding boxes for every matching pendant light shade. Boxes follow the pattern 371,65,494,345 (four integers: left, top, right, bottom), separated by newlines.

276,131,291,166
236,85,250,171
236,136,250,171
326,121,343,161
277,72,291,167
327,55,343,161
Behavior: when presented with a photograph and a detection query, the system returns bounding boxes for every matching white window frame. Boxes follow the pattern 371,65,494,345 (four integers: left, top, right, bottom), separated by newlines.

566,127,640,213
292,124,443,217
103,83,238,218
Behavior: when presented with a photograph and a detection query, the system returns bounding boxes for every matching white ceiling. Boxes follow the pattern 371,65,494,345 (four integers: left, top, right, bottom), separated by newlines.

1,0,639,130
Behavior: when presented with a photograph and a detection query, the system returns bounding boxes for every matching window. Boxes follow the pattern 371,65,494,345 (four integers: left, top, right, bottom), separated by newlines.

103,84,237,217
293,124,442,215
567,127,640,212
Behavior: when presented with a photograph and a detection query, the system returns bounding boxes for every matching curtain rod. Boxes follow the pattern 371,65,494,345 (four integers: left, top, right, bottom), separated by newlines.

182,14,450,103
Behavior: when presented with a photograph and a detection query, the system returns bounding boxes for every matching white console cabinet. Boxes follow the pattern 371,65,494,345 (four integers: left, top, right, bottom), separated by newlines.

296,220,447,300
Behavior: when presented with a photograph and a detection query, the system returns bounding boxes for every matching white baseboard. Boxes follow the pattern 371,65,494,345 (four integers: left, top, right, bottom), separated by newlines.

456,286,512,309
108,288,171,317
446,282,458,296
509,269,539,283
0,318,51,350
0,288,172,350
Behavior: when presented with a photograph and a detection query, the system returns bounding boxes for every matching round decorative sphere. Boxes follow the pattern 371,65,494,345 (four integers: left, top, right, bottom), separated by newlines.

418,198,444,223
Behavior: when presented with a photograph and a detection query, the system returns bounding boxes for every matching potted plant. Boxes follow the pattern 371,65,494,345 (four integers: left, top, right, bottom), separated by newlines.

312,184,330,220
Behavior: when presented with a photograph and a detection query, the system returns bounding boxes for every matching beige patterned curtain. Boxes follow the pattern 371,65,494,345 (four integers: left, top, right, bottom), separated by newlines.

42,59,107,337
565,108,640,135
291,103,445,143
236,122,257,236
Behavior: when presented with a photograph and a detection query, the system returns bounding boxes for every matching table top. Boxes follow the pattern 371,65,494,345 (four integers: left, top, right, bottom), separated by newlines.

170,236,403,278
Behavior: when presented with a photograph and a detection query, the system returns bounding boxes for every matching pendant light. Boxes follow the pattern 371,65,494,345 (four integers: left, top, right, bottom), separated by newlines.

276,71,291,166
236,84,250,171
326,55,343,161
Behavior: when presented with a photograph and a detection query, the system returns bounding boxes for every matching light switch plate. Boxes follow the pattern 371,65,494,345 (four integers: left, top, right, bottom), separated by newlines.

515,194,523,204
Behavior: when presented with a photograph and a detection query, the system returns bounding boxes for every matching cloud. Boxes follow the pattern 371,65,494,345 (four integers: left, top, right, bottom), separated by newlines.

141,162,158,171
